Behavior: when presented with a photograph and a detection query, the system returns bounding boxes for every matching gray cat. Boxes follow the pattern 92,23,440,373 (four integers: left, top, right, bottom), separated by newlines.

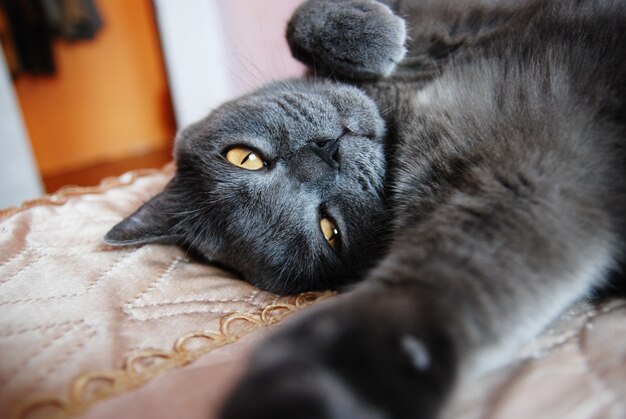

105,0,626,417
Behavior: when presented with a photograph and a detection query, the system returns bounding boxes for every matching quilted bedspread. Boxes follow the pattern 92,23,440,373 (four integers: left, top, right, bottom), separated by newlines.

0,166,624,419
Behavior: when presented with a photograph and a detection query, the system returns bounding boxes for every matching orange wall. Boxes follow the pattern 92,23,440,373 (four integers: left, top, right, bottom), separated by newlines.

13,0,175,176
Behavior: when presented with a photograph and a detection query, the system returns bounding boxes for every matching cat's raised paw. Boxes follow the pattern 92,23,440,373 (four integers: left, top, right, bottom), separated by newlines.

287,0,407,79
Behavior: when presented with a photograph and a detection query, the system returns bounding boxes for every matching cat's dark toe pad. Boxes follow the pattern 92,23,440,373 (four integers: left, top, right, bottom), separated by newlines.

288,0,406,79
219,358,385,419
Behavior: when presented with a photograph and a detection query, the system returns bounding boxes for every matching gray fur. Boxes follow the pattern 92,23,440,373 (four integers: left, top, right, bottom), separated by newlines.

105,0,626,417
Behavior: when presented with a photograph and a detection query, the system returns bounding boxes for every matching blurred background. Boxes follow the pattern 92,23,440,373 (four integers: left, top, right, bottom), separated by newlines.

0,0,305,208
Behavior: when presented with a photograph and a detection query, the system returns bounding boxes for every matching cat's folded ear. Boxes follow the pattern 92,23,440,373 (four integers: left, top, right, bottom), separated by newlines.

104,189,182,246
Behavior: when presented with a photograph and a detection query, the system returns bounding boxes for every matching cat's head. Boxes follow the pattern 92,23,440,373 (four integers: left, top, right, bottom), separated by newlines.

105,80,390,294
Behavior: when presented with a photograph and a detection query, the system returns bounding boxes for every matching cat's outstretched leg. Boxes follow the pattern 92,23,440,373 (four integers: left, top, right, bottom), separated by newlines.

219,287,456,419
287,0,407,80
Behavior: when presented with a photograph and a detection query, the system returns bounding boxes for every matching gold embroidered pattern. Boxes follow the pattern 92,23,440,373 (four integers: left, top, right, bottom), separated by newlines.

12,291,335,419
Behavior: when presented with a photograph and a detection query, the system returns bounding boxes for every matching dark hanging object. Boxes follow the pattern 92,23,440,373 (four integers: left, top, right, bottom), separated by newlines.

0,0,103,77
58,0,103,41
40,0,63,35
1,0,56,75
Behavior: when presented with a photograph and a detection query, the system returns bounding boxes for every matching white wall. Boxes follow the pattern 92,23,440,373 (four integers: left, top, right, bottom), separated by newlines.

153,0,305,130
0,47,43,208
153,0,235,129
219,0,305,96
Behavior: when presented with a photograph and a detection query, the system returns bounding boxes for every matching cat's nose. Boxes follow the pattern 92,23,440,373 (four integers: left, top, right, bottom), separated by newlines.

290,140,340,184
310,137,341,164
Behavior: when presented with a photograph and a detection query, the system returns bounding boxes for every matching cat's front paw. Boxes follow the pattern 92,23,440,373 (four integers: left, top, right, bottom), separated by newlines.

219,356,386,419
219,294,456,419
287,0,406,79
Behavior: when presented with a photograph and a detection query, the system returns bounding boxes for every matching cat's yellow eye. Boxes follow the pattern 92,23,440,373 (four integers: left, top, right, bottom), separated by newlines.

225,147,265,170
320,217,340,250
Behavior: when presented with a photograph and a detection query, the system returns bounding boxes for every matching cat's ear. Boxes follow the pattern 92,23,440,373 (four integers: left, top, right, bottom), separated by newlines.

104,190,182,246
